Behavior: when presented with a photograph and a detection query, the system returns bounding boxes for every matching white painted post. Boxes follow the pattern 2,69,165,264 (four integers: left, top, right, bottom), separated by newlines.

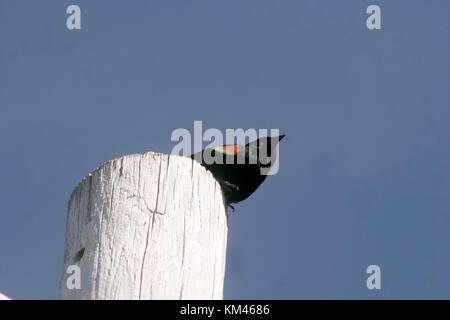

59,152,228,300
0,292,11,300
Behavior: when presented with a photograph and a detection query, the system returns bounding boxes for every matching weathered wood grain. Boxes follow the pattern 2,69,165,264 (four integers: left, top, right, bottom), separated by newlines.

60,152,228,299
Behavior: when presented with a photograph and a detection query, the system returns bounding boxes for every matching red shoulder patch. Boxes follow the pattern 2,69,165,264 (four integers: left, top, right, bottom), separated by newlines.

221,145,242,154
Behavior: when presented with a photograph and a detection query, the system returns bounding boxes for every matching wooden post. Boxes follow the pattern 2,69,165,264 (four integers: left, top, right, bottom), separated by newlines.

59,152,228,300
0,292,10,300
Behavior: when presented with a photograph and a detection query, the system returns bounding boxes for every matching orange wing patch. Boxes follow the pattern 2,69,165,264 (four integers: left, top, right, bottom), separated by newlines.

221,145,242,154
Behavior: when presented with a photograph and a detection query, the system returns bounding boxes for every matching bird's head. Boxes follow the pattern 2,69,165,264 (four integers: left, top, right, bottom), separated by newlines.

247,134,285,169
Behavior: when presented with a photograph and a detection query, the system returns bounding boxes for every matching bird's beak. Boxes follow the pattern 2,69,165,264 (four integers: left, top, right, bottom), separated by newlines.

279,134,286,141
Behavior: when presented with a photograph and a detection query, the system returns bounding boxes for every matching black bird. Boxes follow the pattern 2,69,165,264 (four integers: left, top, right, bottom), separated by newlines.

191,135,285,208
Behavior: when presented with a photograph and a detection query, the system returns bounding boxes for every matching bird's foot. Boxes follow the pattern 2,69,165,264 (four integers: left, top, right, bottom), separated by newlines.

217,178,239,193
215,178,238,212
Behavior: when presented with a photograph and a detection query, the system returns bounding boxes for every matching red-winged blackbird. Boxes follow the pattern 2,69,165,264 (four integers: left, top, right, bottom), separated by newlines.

191,135,285,209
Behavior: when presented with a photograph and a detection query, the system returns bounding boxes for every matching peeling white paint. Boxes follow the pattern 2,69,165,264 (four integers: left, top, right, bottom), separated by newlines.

60,152,228,300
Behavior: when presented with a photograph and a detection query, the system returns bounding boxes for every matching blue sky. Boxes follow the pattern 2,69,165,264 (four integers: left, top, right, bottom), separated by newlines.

0,0,449,299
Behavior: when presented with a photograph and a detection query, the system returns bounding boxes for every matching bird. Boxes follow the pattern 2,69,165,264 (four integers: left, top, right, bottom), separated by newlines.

191,135,285,209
